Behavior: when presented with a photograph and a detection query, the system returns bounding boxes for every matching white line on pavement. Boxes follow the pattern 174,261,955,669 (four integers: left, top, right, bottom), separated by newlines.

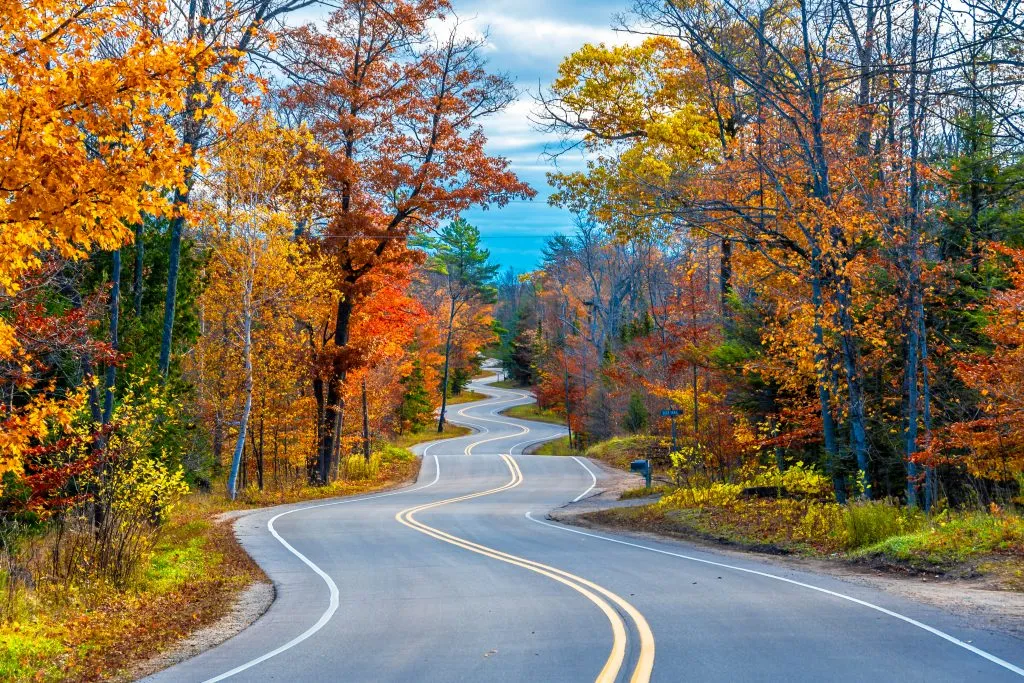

202,455,442,683
571,457,598,502
524,512,1024,678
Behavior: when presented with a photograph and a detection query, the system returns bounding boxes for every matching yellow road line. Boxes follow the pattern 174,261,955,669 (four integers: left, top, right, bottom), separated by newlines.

395,454,654,683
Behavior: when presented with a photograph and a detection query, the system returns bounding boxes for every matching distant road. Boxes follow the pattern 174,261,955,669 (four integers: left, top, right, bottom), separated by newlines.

147,369,1024,682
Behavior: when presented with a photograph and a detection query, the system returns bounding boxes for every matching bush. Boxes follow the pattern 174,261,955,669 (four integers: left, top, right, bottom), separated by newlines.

342,453,382,480
745,463,835,501
842,499,924,549
659,482,743,509
862,508,1024,565
379,445,414,463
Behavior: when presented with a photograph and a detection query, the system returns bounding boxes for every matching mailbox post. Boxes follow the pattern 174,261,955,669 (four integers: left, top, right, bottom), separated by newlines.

630,459,651,489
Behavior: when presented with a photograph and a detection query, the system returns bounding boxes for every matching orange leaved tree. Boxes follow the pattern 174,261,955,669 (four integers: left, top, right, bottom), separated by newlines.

280,0,534,483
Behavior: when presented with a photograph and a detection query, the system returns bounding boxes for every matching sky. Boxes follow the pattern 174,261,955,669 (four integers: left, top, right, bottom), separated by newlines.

439,0,632,274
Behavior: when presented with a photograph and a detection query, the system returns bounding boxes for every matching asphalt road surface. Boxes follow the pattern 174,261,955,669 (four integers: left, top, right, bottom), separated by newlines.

147,368,1024,683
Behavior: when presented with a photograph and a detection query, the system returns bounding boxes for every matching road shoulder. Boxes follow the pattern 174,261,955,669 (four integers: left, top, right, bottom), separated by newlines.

550,458,1024,642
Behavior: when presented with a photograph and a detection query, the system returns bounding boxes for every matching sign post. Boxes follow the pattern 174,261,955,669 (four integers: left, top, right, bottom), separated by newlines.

660,408,681,453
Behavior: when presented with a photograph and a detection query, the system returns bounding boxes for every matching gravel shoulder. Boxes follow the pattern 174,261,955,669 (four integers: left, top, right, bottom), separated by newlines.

127,581,275,681
549,457,1024,642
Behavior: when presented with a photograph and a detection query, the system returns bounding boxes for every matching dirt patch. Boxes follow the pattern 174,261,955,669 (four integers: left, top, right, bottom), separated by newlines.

554,499,1024,641
547,457,649,508
127,581,274,681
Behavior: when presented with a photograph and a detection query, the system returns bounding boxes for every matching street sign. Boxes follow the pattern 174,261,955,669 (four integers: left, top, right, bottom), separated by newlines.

660,409,681,417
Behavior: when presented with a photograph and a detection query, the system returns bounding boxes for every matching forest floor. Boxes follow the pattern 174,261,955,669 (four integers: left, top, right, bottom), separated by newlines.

0,426,476,682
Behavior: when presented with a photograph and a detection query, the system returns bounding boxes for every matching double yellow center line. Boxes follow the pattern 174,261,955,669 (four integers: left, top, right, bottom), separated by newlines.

395,454,655,683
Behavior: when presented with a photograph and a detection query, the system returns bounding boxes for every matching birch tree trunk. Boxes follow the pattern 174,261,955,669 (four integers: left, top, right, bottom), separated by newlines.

228,280,254,500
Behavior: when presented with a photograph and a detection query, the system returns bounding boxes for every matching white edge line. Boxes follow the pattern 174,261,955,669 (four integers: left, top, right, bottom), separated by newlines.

201,454,442,683
570,457,598,503
523,512,1024,678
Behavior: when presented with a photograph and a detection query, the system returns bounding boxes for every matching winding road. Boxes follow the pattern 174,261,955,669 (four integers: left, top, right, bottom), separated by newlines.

147,369,1024,682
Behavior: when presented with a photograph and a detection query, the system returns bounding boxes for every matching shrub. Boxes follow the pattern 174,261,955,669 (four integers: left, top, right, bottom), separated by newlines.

746,463,835,501
342,453,382,480
379,445,415,463
842,499,924,549
659,482,742,509
623,393,649,434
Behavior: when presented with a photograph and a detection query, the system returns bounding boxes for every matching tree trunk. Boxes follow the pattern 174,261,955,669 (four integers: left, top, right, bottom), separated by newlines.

315,296,353,484
132,224,144,318
227,296,253,500
904,0,924,507
362,376,371,461
811,267,846,502
719,238,732,315
834,277,871,498
103,250,121,424
159,185,190,377
437,299,456,433
563,360,573,449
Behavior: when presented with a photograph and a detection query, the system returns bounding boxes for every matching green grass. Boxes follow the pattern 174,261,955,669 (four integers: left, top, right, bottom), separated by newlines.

500,403,565,425
0,629,64,681
531,435,576,456
489,379,524,389
857,511,1024,567
585,435,662,470
620,484,670,500
445,390,488,405
843,499,924,548
145,522,215,593
391,424,472,449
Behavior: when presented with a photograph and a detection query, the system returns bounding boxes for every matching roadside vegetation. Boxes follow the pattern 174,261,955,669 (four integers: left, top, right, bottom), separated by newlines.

501,403,565,425
444,390,489,406
562,435,1024,585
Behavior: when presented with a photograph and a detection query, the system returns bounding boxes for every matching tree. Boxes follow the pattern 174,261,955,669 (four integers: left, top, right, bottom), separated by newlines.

0,0,222,352
280,1,533,480
156,0,316,378
192,117,324,499
398,362,434,433
623,392,649,434
417,218,499,432
0,0,228,489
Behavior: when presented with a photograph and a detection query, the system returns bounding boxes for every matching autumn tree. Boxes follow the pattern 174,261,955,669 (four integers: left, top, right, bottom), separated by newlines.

280,1,533,482
0,0,229,489
192,117,325,498
416,219,499,431
156,0,319,378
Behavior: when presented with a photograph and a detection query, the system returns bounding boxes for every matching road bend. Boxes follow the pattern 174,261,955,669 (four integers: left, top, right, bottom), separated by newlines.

147,368,1024,682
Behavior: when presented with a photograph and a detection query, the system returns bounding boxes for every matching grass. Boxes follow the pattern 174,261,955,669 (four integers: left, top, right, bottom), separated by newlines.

391,423,472,450
531,435,576,456
500,403,565,425
856,510,1024,569
489,379,525,389
0,628,64,681
0,501,263,681
619,484,670,500
444,390,488,405
585,435,664,471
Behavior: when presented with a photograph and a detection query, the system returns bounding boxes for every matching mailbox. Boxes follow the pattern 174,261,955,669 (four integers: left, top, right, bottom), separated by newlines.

630,459,652,489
